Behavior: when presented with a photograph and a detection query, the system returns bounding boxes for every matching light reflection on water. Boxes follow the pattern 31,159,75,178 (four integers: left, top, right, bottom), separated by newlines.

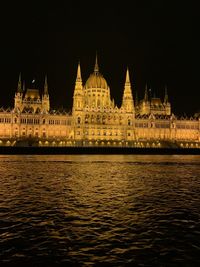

0,155,200,266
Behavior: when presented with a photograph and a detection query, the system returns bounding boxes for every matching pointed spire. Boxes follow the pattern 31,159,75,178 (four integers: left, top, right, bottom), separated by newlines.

125,67,130,84
17,73,22,93
76,62,82,82
164,85,168,103
124,67,132,93
122,67,134,112
75,62,83,90
94,52,99,73
144,83,148,102
44,75,48,95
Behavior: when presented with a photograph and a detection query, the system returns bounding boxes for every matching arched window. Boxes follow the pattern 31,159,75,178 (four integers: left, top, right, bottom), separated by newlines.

97,115,101,123
128,119,131,126
77,117,81,124
35,108,41,114
85,114,89,123
102,115,106,124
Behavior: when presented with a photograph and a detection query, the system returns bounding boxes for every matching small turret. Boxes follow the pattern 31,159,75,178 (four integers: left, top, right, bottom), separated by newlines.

14,73,23,111
42,75,50,112
164,86,171,115
138,84,151,115
44,75,48,95
17,73,22,93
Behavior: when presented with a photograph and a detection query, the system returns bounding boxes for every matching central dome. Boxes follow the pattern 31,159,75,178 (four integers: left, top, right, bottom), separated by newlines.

83,55,112,108
85,72,108,89
84,55,109,90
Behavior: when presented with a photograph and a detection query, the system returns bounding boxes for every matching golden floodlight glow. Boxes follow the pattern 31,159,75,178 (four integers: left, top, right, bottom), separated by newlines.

0,57,199,148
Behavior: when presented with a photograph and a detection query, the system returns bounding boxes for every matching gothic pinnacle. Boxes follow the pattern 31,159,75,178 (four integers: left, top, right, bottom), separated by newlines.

76,62,82,82
17,73,22,93
44,75,48,95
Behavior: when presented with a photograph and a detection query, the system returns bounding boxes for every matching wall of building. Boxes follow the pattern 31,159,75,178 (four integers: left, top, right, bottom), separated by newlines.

0,110,200,147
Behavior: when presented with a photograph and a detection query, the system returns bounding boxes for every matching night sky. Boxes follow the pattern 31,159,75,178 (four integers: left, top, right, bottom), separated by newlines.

0,1,199,115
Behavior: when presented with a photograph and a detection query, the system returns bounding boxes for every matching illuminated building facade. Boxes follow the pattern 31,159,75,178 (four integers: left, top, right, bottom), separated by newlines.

0,56,200,148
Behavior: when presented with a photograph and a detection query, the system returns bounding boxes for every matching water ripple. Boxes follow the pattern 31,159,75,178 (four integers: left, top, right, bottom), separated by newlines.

0,155,200,266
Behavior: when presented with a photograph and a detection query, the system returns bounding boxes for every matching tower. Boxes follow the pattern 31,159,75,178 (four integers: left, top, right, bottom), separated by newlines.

72,62,85,141
14,73,23,111
73,62,84,113
42,75,50,112
122,68,134,113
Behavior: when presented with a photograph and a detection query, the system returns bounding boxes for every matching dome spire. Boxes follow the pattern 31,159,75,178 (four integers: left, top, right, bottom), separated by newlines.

94,52,99,73
125,67,130,84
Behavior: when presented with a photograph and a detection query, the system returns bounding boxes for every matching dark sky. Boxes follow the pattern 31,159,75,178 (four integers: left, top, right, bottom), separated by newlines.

0,1,199,115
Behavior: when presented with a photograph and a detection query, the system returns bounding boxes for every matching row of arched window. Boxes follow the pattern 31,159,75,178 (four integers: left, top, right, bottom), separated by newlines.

0,118,11,123
77,115,132,125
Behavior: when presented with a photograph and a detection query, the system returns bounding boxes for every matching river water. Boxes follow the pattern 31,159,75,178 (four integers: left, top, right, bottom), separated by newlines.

0,155,200,266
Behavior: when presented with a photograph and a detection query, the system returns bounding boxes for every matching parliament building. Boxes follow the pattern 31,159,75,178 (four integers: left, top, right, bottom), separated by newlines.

0,56,200,148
